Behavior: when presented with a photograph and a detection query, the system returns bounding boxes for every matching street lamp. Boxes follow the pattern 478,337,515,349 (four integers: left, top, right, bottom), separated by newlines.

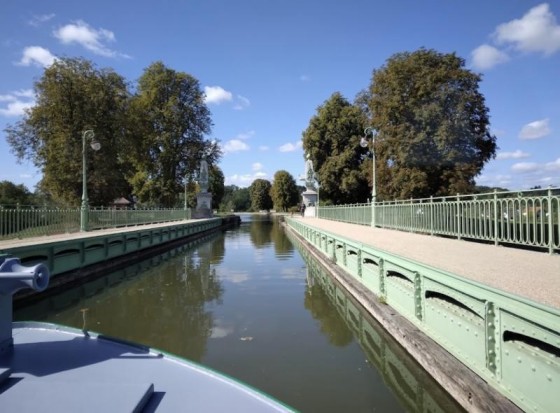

360,127,377,227
81,130,101,231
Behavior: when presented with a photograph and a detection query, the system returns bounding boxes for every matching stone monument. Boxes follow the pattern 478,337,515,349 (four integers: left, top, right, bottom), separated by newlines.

193,158,213,219
301,154,318,217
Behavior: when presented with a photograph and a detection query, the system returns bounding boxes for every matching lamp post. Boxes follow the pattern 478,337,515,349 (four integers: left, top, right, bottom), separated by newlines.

360,127,377,227
80,130,101,232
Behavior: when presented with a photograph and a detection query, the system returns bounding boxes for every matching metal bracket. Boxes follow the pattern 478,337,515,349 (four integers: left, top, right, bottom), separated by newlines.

414,272,423,321
484,301,498,376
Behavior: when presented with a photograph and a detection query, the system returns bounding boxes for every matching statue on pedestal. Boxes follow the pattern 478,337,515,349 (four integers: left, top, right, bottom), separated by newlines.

193,157,213,219
301,154,318,213
199,158,209,193
304,155,316,191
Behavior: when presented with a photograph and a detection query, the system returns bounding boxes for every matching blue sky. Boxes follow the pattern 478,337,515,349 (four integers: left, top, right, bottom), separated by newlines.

1,0,559,193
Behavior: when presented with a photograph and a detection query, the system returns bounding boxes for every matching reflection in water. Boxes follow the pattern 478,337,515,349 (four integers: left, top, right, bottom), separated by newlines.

291,231,465,413
304,271,353,347
241,213,294,258
16,232,225,362
15,215,463,412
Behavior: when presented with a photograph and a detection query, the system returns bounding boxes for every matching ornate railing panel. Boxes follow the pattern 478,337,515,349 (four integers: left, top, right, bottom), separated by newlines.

0,205,192,240
318,188,560,253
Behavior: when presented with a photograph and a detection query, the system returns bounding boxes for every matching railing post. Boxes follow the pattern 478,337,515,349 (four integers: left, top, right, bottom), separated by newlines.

548,188,553,254
410,198,413,231
456,193,461,240
493,189,498,246
430,196,434,236
16,203,20,236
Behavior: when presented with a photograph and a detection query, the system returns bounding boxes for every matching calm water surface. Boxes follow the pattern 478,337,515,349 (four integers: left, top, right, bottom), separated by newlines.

16,214,462,412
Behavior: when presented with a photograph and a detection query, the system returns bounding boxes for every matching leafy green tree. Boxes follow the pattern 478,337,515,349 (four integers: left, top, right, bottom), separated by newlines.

270,170,299,212
368,48,498,199
219,185,251,212
302,93,370,204
474,185,509,194
209,165,225,210
249,179,273,212
219,185,236,212
127,61,220,207
232,187,251,211
0,181,34,206
5,58,131,206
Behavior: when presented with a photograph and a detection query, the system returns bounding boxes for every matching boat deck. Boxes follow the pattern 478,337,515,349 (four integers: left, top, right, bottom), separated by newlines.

0,322,291,412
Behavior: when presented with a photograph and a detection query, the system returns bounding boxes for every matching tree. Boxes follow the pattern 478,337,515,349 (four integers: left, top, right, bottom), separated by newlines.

249,179,273,212
232,187,251,211
127,61,220,207
270,170,299,212
0,181,33,205
302,93,370,204
368,48,498,199
5,58,131,206
209,165,225,210
220,185,251,212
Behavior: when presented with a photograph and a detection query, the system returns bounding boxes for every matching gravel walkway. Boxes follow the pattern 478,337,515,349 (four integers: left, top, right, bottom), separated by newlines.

296,217,560,310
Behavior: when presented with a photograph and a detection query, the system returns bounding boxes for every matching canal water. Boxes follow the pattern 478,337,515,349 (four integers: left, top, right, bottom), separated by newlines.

15,214,462,412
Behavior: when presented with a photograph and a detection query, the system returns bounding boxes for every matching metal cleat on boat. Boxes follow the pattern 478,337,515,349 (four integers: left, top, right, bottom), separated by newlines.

0,255,50,354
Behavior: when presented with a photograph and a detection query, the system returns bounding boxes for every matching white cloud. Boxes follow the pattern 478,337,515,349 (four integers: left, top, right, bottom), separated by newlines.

519,118,551,140
259,145,269,151
28,13,55,27
545,158,560,171
0,89,35,117
226,172,269,187
0,100,34,117
17,46,57,67
278,141,303,152
252,162,263,171
494,3,560,55
511,162,540,173
496,150,530,160
235,130,255,140
476,174,512,187
204,86,232,104
54,20,125,58
233,95,251,110
226,174,257,187
471,44,509,70
223,139,249,154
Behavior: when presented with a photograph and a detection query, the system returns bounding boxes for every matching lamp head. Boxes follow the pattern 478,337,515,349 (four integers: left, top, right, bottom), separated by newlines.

359,137,369,148
90,140,101,151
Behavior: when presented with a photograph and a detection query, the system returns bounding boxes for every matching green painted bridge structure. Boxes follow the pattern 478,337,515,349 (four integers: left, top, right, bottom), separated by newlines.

286,216,560,413
1,195,558,412
0,218,224,279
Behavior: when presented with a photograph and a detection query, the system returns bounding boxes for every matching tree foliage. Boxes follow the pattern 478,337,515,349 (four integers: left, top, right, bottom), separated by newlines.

5,58,131,206
270,170,299,212
249,179,273,212
220,185,251,212
368,48,498,199
302,93,370,204
5,58,221,208
127,62,220,207
208,165,225,210
0,181,34,206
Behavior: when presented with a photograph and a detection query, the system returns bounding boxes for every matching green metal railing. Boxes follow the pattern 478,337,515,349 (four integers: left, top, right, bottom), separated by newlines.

0,205,192,240
318,187,560,253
